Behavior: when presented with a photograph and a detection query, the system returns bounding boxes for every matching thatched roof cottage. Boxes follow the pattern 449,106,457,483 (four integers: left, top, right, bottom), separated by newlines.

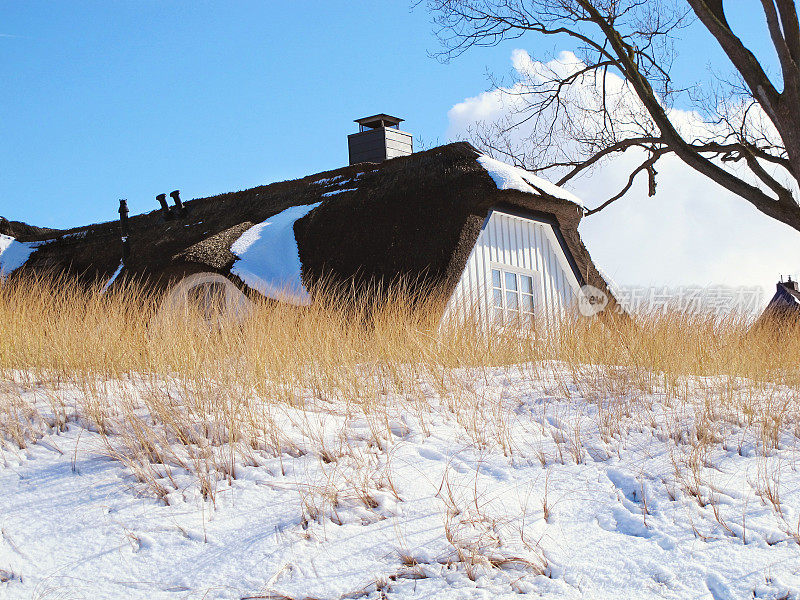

0,117,616,323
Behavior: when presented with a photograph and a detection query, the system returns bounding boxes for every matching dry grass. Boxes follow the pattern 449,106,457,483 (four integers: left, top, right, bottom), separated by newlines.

2,272,799,455
2,273,800,578
3,273,798,386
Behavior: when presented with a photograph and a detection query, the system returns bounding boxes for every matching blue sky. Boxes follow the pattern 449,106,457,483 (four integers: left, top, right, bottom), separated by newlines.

2,0,506,227
1,1,777,228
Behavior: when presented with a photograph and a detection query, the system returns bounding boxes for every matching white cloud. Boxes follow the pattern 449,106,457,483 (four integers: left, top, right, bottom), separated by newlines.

447,50,800,310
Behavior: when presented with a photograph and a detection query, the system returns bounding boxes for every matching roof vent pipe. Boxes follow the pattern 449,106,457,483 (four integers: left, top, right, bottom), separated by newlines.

118,199,130,266
156,193,171,220
170,189,183,211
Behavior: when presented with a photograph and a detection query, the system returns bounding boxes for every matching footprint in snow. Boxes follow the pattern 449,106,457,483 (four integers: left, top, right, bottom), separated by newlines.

606,468,656,514
706,573,735,600
474,462,510,481
610,506,651,538
417,448,445,462
416,448,469,474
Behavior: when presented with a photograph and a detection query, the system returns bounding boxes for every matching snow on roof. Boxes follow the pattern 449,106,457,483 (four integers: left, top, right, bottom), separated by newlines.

101,262,124,293
0,234,39,277
311,175,345,185
477,154,584,208
230,203,321,305
321,188,358,197
311,171,370,188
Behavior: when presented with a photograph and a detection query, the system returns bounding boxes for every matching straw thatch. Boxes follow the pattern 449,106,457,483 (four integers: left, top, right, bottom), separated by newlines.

757,280,800,324
0,217,59,241
2,142,616,310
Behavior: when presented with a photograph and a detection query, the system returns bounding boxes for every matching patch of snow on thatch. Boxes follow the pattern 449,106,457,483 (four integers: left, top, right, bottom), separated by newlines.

477,155,584,207
312,171,373,189
321,188,358,197
0,234,38,276
312,175,345,186
230,203,321,305
60,229,88,240
101,262,124,293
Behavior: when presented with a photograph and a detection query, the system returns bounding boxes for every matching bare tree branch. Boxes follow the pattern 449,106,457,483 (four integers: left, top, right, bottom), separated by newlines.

427,0,800,232
556,137,663,185
585,148,666,214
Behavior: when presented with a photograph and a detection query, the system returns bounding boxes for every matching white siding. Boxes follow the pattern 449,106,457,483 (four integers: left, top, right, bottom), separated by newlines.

444,210,582,324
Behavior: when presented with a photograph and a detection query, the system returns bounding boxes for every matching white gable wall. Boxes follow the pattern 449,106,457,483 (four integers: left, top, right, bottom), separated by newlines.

443,210,583,324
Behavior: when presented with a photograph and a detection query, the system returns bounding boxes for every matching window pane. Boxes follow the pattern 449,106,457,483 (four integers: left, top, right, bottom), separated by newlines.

505,272,517,291
506,291,519,310
521,275,533,294
522,293,534,313
493,288,503,308
492,269,501,288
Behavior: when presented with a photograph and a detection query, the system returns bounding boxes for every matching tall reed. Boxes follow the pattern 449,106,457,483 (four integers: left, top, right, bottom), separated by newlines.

1,273,798,507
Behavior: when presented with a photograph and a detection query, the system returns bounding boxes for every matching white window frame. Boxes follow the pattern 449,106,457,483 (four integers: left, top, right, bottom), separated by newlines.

489,262,542,325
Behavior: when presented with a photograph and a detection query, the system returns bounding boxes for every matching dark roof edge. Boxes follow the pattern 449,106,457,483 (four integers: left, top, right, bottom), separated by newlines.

3,142,483,238
434,196,618,311
486,204,586,286
0,217,64,242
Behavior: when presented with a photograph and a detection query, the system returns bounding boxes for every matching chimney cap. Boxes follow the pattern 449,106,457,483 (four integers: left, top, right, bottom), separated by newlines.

354,114,404,130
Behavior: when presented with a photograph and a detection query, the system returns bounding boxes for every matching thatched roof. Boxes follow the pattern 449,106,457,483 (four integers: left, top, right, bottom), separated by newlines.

759,280,800,321
0,217,60,241
2,142,616,308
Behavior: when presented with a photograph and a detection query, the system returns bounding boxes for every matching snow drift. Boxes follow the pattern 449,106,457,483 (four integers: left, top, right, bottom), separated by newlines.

477,154,584,207
230,202,321,305
0,234,39,277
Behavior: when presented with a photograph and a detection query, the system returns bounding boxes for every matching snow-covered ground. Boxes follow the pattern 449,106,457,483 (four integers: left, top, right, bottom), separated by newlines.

1,366,799,599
